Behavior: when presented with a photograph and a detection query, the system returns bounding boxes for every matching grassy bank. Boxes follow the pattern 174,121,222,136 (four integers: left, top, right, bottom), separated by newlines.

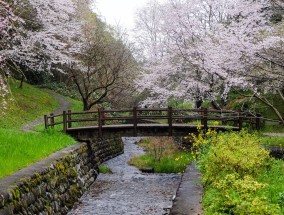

129,137,194,173
0,80,83,179
0,80,59,129
0,129,76,179
261,135,284,147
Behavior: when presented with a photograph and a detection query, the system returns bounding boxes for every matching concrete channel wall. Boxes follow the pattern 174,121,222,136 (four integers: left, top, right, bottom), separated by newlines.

0,138,123,215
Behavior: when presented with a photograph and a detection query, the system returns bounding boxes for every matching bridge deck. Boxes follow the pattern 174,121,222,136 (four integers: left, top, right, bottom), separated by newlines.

66,123,240,139
67,123,239,131
44,107,260,139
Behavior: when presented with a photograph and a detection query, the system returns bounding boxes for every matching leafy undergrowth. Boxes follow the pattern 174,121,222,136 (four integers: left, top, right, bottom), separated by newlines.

0,80,60,129
193,130,284,214
0,129,76,179
128,137,194,173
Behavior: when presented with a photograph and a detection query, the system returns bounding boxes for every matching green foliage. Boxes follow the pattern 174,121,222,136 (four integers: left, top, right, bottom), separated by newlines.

199,131,270,183
98,165,112,174
192,130,282,214
0,128,76,179
39,82,81,100
167,99,193,108
226,91,284,121
129,137,193,173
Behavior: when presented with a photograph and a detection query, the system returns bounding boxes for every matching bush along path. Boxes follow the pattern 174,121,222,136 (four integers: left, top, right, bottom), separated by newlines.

21,92,71,132
68,137,182,215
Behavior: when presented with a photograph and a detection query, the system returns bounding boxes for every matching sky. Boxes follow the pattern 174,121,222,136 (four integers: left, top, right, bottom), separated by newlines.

93,0,149,31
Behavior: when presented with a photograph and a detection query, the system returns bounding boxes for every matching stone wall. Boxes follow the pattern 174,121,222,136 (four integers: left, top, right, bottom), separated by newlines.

0,138,123,215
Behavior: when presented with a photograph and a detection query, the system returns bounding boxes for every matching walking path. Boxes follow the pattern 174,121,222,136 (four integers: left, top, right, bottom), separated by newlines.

263,132,284,137
21,92,71,132
68,137,182,215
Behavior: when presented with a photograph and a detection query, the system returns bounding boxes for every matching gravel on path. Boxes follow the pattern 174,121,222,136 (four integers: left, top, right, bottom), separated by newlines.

21,92,71,132
68,137,182,215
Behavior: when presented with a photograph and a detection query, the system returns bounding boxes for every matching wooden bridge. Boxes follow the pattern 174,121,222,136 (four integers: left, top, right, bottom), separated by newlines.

44,107,261,139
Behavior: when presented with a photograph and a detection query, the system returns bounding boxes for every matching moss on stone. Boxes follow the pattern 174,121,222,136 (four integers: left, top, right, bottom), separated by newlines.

55,162,65,171
11,188,21,201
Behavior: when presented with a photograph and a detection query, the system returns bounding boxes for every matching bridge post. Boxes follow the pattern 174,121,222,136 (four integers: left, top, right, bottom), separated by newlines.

50,113,54,129
255,113,261,130
238,110,243,131
203,108,208,130
168,106,173,136
98,108,102,138
44,115,48,129
67,110,72,128
133,107,138,136
63,111,67,133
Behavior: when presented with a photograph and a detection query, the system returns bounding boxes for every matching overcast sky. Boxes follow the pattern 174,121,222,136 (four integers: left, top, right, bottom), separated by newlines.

93,0,148,31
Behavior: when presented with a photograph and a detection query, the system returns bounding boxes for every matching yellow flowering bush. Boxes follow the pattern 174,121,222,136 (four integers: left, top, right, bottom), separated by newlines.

190,130,281,214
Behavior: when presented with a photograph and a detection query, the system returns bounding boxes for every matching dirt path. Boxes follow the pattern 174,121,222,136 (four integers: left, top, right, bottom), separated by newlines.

21,92,71,132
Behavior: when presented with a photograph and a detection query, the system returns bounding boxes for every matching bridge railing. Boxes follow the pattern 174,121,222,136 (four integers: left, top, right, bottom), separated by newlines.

44,107,260,134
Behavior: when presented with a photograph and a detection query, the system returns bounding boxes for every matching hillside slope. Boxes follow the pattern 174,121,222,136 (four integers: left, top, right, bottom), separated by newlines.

0,80,60,129
0,80,83,130
0,80,83,178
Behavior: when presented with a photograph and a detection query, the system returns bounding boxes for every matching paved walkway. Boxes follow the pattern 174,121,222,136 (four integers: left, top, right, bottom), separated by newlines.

68,137,182,215
170,163,203,215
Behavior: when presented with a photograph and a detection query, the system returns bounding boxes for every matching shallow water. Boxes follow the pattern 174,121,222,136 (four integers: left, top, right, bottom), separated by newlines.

68,137,182,215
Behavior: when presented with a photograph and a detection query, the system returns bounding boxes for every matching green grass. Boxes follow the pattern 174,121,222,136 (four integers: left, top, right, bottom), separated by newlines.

258,159,284,214
260,135,284,147
128,137,194,173
262,123,284,133
98,164,112,174
0,129,76,179
0,80,60,129
0,80,82,179
129,152,193,173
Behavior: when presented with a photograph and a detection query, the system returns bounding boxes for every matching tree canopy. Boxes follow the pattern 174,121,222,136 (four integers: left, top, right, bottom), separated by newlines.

135,0,284,121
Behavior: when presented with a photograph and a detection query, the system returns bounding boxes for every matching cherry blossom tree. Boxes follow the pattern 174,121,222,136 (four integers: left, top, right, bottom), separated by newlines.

135,0,284,121
0,0,20,107
135,0,239,107
3,0,86,85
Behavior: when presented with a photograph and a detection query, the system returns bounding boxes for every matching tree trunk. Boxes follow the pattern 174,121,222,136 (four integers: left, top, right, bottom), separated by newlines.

195,100,203,108
19,74,24,89
83,99,89,111
211,101,221,110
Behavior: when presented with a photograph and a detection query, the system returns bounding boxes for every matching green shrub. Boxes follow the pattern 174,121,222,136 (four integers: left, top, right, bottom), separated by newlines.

192,130,282,214
198,131,270,184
